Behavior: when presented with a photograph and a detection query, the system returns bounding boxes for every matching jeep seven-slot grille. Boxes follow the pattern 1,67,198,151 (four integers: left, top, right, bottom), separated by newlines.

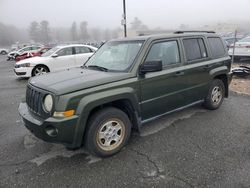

26,85,46,116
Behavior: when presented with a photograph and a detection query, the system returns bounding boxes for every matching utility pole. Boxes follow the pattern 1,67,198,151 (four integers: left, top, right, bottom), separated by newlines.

122,0,127,37
231,29,237,64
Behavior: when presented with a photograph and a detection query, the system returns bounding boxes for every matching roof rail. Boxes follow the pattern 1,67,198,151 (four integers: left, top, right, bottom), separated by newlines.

174,31,216,34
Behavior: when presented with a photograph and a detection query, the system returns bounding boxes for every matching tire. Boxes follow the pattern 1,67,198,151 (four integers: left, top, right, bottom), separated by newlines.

203,79,225,110
0,51,7,55
85,107,132,157
32,65,49,77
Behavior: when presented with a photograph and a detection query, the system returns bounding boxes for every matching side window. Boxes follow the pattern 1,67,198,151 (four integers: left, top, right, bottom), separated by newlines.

145,41,180,67
32,47,40,50
23,47,32,51
57,47,73,57
41,49,47,53
208,37,226,57
75,47,91,54
183,38,207,61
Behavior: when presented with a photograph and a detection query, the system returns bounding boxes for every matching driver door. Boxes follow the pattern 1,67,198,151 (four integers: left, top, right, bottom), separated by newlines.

51,47,75,71
139,40,188,121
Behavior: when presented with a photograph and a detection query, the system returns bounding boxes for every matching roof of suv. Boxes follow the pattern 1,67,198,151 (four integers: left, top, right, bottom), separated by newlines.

111,32,220,42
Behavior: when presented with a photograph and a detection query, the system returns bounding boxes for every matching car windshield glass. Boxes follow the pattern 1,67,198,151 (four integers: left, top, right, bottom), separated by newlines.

41,47,60,57
239,37,250,42
85,40,144,72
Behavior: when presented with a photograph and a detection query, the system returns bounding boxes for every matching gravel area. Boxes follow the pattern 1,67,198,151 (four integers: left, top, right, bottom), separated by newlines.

230,62,250,95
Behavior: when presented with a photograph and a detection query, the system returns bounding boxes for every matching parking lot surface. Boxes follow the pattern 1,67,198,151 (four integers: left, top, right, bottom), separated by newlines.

0,55,250,187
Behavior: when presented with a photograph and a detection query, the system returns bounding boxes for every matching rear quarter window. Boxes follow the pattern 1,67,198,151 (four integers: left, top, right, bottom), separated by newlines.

208,37,226,58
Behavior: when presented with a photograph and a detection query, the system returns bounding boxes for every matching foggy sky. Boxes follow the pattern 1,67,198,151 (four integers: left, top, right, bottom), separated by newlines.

0,0,250,29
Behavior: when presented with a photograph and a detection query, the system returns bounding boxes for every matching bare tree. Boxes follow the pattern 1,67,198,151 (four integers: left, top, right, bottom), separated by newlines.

40,20,51,43
70,22,78,41
130,17,148,31
79,21,90,42
0,22,27,46
29,21,39,42
90,28,101,42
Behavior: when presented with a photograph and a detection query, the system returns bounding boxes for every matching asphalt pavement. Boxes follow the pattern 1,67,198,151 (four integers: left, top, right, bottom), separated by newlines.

0,55,250,188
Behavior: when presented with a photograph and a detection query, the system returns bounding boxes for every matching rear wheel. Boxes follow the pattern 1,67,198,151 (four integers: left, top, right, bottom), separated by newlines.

85,107,132,157
203,79,225,110
32,65,49,76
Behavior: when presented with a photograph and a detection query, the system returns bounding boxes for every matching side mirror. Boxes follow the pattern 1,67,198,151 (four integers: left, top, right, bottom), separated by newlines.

139,60,162,74
51,54,58,58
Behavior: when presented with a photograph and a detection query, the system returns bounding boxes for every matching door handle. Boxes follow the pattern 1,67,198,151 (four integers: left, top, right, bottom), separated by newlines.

175,71,184,76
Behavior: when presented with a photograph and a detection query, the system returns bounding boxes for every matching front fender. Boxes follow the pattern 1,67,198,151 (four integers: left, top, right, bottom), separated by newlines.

72,87,140,147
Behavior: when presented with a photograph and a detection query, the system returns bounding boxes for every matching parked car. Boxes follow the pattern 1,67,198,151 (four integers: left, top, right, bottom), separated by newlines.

228,36,250,59
7,46,42,61
15,47,52,62
222,37,241,49
18,31,232,157
14,44,97,77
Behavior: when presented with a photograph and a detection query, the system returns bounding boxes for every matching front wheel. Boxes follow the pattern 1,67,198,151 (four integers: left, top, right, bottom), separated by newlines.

85,107,132,157
203,79,225,110
32,65,49,76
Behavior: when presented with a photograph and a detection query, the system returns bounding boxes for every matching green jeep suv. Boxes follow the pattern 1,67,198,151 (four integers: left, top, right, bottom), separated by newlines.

19,31,232,157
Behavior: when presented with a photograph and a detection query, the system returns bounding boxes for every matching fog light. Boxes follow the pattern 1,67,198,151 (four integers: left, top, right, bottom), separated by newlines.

45,126,58,137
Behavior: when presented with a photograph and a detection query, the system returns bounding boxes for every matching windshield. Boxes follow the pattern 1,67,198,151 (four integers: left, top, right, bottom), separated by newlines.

85,40,144,72
239,37,250,42
41,47,60,57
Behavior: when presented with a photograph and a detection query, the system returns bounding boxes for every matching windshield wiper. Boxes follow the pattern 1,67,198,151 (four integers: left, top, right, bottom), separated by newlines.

87,65,108,72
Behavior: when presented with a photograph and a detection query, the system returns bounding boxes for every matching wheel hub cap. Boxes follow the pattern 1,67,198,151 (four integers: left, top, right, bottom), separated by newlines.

97,119,125,151
35,67,46,76
211,86,222,104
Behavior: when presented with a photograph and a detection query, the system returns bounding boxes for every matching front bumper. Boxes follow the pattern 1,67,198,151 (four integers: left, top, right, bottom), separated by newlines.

19,102,80,148
14,67,33,77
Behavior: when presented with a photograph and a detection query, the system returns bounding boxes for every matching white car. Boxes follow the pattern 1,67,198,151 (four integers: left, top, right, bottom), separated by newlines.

14,44,97,77
228,36,250,59
7,46,42,61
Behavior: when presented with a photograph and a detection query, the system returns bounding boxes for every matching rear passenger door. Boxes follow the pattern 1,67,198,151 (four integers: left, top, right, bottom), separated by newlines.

181,37,217,103
140,39,190,121
74,46,94,67
183,37,226,103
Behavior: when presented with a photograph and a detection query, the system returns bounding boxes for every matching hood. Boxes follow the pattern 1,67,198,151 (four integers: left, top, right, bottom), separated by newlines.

16,56,49,65
29,68,133,95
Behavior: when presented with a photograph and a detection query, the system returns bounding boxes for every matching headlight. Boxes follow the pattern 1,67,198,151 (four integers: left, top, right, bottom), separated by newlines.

43,94,53,112
19,63,31,67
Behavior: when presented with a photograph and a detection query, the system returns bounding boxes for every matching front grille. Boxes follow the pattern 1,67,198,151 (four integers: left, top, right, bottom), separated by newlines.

26,85,48,117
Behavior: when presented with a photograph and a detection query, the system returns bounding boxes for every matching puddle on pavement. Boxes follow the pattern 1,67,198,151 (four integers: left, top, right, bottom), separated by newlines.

29,144,102,166
23,134,102,166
